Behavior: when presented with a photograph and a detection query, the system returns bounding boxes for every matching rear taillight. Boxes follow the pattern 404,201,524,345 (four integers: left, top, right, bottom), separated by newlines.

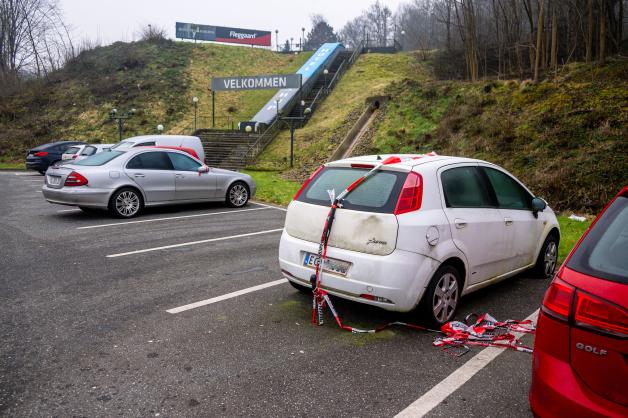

293,165,324,201
541,278,574,321
64,171,88,187
34,151,48,157
574,291,628,337
72,155,78,159
394,172,422,215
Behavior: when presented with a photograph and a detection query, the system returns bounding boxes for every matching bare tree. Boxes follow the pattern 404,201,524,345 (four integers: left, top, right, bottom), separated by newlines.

0,0,73,86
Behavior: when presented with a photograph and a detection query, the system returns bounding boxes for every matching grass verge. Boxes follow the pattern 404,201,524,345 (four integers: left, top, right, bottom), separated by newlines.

243,169,301,206
0,161,24,169
556,215,591,262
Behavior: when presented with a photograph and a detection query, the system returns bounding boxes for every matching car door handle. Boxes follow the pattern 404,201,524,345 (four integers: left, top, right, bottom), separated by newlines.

133,173,145,178
175,174,184,178
504,218,513,226
454,218,467,229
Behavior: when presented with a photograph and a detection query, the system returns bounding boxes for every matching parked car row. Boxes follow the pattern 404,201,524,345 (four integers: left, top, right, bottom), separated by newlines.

30,142,627,416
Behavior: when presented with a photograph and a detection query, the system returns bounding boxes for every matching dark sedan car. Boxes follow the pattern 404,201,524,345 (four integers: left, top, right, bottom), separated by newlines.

26,141,87,174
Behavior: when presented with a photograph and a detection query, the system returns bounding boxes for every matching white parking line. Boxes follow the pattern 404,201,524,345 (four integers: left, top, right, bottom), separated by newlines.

77,207,271,230
394,309,539,418
106,228,283,258
166,279,288,314
22,179,43,182
14,172,39,176
251,201,288,212
58,208,81,213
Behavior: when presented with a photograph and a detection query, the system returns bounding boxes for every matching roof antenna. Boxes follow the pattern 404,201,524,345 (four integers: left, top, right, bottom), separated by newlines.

376,155,382,160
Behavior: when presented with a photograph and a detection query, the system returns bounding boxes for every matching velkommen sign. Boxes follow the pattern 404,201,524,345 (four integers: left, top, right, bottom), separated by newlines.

176,22,271,46
211,74,302,91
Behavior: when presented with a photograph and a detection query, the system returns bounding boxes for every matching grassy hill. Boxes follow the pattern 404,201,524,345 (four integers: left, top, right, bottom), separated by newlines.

252,54,627,213
0,39,310,164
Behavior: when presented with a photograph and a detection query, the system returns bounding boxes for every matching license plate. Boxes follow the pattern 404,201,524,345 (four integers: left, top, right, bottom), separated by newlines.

304,253,351,276
47,175,61,186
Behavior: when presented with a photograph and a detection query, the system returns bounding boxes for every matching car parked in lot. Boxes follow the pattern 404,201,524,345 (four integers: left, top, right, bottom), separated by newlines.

61,144,113,163
110,135,206,163
279,154,560,326
42,148,255,217
25,141,87,174
141,145,200,160
529,185,627,418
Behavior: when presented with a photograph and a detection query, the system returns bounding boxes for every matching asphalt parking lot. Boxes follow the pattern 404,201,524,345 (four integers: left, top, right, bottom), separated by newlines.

0,171,552,417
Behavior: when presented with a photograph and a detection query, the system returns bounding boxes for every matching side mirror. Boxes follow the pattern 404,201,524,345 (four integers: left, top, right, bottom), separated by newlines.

198,165,210,173
531,197,547,218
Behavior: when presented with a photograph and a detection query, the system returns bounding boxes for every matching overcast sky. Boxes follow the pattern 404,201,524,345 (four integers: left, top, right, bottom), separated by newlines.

60,0,408,48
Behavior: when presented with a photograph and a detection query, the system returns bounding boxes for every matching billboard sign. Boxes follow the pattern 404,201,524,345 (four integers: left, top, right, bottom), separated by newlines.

176,22,271,46
211,74,302,91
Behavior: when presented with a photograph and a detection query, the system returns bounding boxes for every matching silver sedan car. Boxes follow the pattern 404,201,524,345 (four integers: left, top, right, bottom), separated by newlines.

42,148,256,218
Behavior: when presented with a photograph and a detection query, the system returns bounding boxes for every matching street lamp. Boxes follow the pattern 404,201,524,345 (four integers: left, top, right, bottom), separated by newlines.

157,124,164,134
277,107,311,168
192,96,199,131
400,30,406,51
301,27,305,51
275,29,279,51
323,68,329,91
109,107,135,142
290,37,294,51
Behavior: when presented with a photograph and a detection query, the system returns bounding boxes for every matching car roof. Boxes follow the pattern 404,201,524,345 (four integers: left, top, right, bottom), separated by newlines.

327,154,489,170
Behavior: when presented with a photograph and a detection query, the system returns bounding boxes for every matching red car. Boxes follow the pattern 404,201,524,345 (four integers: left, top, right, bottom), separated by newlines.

530,186,628,417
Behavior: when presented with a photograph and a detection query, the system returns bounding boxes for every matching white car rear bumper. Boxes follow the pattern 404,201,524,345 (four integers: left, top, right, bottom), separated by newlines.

278,230,439,312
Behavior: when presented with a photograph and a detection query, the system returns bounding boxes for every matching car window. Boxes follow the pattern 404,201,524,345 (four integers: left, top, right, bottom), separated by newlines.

482,167,532,210
74,151,124,166
65,146,81,155
126,151,173,170
135,141,156,147
81,146,96,156
56,144,71,153
168,152,201,171
567,196,628,284
298,167,406,214
441,166,493,208
111,141,133,150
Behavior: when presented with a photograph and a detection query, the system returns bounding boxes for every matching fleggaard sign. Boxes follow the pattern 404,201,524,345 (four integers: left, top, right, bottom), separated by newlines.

175,22,271,46
211,74,302,91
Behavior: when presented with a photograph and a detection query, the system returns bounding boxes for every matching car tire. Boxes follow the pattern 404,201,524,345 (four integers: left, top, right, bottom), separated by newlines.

418,264,461,327
109,188,143,218
531,234,559,279
288,279,312,294
226,182,249,208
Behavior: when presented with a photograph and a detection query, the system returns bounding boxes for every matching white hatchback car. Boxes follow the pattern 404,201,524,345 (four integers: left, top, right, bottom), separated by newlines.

62,144,113,163
279,154,560,325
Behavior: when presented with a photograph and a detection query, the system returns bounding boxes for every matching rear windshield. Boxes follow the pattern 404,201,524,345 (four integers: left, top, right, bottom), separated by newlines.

297,167,406,213
65,146,81,155
74,151,124,166
567,196,628,284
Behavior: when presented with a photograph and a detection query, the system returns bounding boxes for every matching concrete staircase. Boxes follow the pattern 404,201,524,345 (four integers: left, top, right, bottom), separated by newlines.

196,130,260,171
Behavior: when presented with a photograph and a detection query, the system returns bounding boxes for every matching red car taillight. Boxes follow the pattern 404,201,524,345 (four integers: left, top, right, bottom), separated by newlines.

293,165,324,201
64,171,88,187
541,278,575,321
574,291,628,337
34,151,48,157
542,277,628,338
394,172,423,215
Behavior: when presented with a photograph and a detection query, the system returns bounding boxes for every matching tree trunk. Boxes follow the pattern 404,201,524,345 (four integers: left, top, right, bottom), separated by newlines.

586,0,594,63
598,0,606,65
550,0,558,70
534,0,545,82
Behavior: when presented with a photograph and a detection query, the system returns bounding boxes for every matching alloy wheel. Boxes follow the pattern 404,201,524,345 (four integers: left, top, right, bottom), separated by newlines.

115,191,140,217
432,272,459,323
229,184,248,207
544,241,558,277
